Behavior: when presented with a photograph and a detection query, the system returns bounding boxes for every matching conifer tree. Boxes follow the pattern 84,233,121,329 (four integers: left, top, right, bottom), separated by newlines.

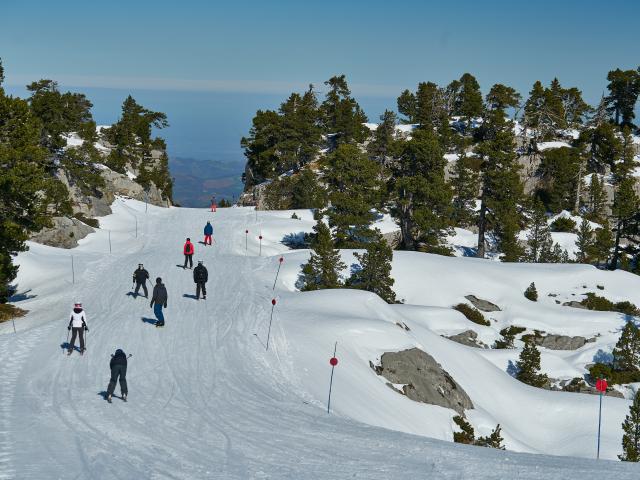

586,174,607,223
476,425,506,450
450,154,480,228
453,73,483,124
300,220,346,291
347,235,396,303
612,322,640,372
578,122,622,174
0,58,4,86
390,129,452,252
414,81,445,129
537,147,581,213
526,200,553,262
291,169,327,209
452,415,475,444
605,68,640,128
476,84,524,261
397,89,417,124
321,75,368,145
523,80,547,141
515,340,548,387
620,391,640,462
324,144,382,247
611,177,639,270
590,225,614,267
278,86,322,170
0,73,68,302
367,110,398,165
575,218,594,263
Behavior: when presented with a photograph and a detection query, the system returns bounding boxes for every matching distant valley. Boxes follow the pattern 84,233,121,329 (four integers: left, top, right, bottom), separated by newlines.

169,157,244,207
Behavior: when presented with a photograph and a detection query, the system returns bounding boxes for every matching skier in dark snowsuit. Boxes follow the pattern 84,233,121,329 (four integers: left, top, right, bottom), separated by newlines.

106,349,128,403
67,302,88,355
193,261,208,300
203,221,213,246
132,264,149,298
150,277,168,327
183,238,194,269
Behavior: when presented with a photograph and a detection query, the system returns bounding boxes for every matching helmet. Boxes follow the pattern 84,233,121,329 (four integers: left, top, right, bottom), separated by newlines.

74,302,82,308
198,260,203,265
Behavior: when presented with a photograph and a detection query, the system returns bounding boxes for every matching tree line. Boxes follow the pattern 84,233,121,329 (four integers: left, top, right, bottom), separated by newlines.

242,68,640,270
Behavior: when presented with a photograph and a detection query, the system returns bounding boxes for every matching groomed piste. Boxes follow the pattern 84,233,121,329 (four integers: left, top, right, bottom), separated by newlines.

1,198,639,479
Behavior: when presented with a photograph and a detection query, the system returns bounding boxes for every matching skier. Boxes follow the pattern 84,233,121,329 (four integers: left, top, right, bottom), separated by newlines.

210,195,217,213
183,238,194,269
203,221,213,246
193,260,208,300
67,302,88,355
106,348,128,403
150,277,168,327
132,263,149,298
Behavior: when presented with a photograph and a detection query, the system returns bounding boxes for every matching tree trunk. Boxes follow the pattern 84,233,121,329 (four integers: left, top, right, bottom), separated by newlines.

611,219,623,270
477,199,487,258
574,160,584,214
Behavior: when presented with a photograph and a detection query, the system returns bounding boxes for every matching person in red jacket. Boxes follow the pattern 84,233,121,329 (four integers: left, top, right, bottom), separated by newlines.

183,238,194,269
210,195,217,213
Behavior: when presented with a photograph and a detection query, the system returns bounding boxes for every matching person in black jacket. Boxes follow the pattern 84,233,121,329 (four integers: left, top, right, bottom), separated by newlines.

193,260,208,300
132,264,149,298
106,349,128,403
150,277,168,326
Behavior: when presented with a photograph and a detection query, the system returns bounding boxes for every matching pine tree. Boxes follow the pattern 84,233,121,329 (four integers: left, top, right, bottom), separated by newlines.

537,147,581,213
515,340,548,387
367,110,398,165
324,144,382,247
523,80,547,141
0,75,68,302
347,235,396,303
526,199,553,262
579,122,622,174
321,75,368,145
300,220,346,291
0,58,4,86
452,415,475,445
390,129,452,252
476,424,506,450
612,322,640,372
454,73,483,124
611,177,639,270
476,84,524,261
615,127,639,183
291,169,327,209
586,174,606,223
590,225,614,267
619,390,640,462
575,218,594,263
605,68,640,128
450,154,480,228
414,81,445,129
397,89,417,124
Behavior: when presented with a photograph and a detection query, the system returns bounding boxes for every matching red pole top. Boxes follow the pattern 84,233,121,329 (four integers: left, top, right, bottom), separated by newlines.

279,257,284,263
245,229,248,234
259,235,263,240
271,298,276,306
330,357,338,366
596,378,608,392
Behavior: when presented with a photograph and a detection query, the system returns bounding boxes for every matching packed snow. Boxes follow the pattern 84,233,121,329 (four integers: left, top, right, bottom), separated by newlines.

2,199,640,478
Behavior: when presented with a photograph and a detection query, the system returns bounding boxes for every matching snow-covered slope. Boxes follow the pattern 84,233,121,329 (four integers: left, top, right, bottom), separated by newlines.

2,200,639,479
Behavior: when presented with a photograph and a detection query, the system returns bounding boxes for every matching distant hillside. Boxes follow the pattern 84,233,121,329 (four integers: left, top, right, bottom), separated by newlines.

169,157,244,207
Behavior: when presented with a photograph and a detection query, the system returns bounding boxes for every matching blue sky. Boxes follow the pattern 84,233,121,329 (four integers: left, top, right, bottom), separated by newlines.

2,0,639,162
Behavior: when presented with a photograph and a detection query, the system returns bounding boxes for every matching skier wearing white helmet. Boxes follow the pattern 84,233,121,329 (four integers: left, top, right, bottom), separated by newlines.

67,302,88,355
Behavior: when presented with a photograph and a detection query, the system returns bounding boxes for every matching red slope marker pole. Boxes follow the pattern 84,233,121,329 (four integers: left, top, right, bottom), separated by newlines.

259,235,263,256
596,377,607,459
245,229,249,254
266,298,277,351
327,342,338,414
272,257,284,290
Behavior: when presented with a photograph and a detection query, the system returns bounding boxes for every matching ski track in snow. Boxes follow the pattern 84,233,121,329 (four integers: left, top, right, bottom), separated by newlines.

1,201,640,479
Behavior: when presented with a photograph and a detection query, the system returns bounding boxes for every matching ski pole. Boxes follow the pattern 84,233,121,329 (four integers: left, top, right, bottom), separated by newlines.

65,329,70,354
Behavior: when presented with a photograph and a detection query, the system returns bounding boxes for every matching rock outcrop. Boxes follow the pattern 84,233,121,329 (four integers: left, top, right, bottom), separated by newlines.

530,334,594,351
445,330,486,349
374,348,473,414
30,216,95,249
464,295,501,312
